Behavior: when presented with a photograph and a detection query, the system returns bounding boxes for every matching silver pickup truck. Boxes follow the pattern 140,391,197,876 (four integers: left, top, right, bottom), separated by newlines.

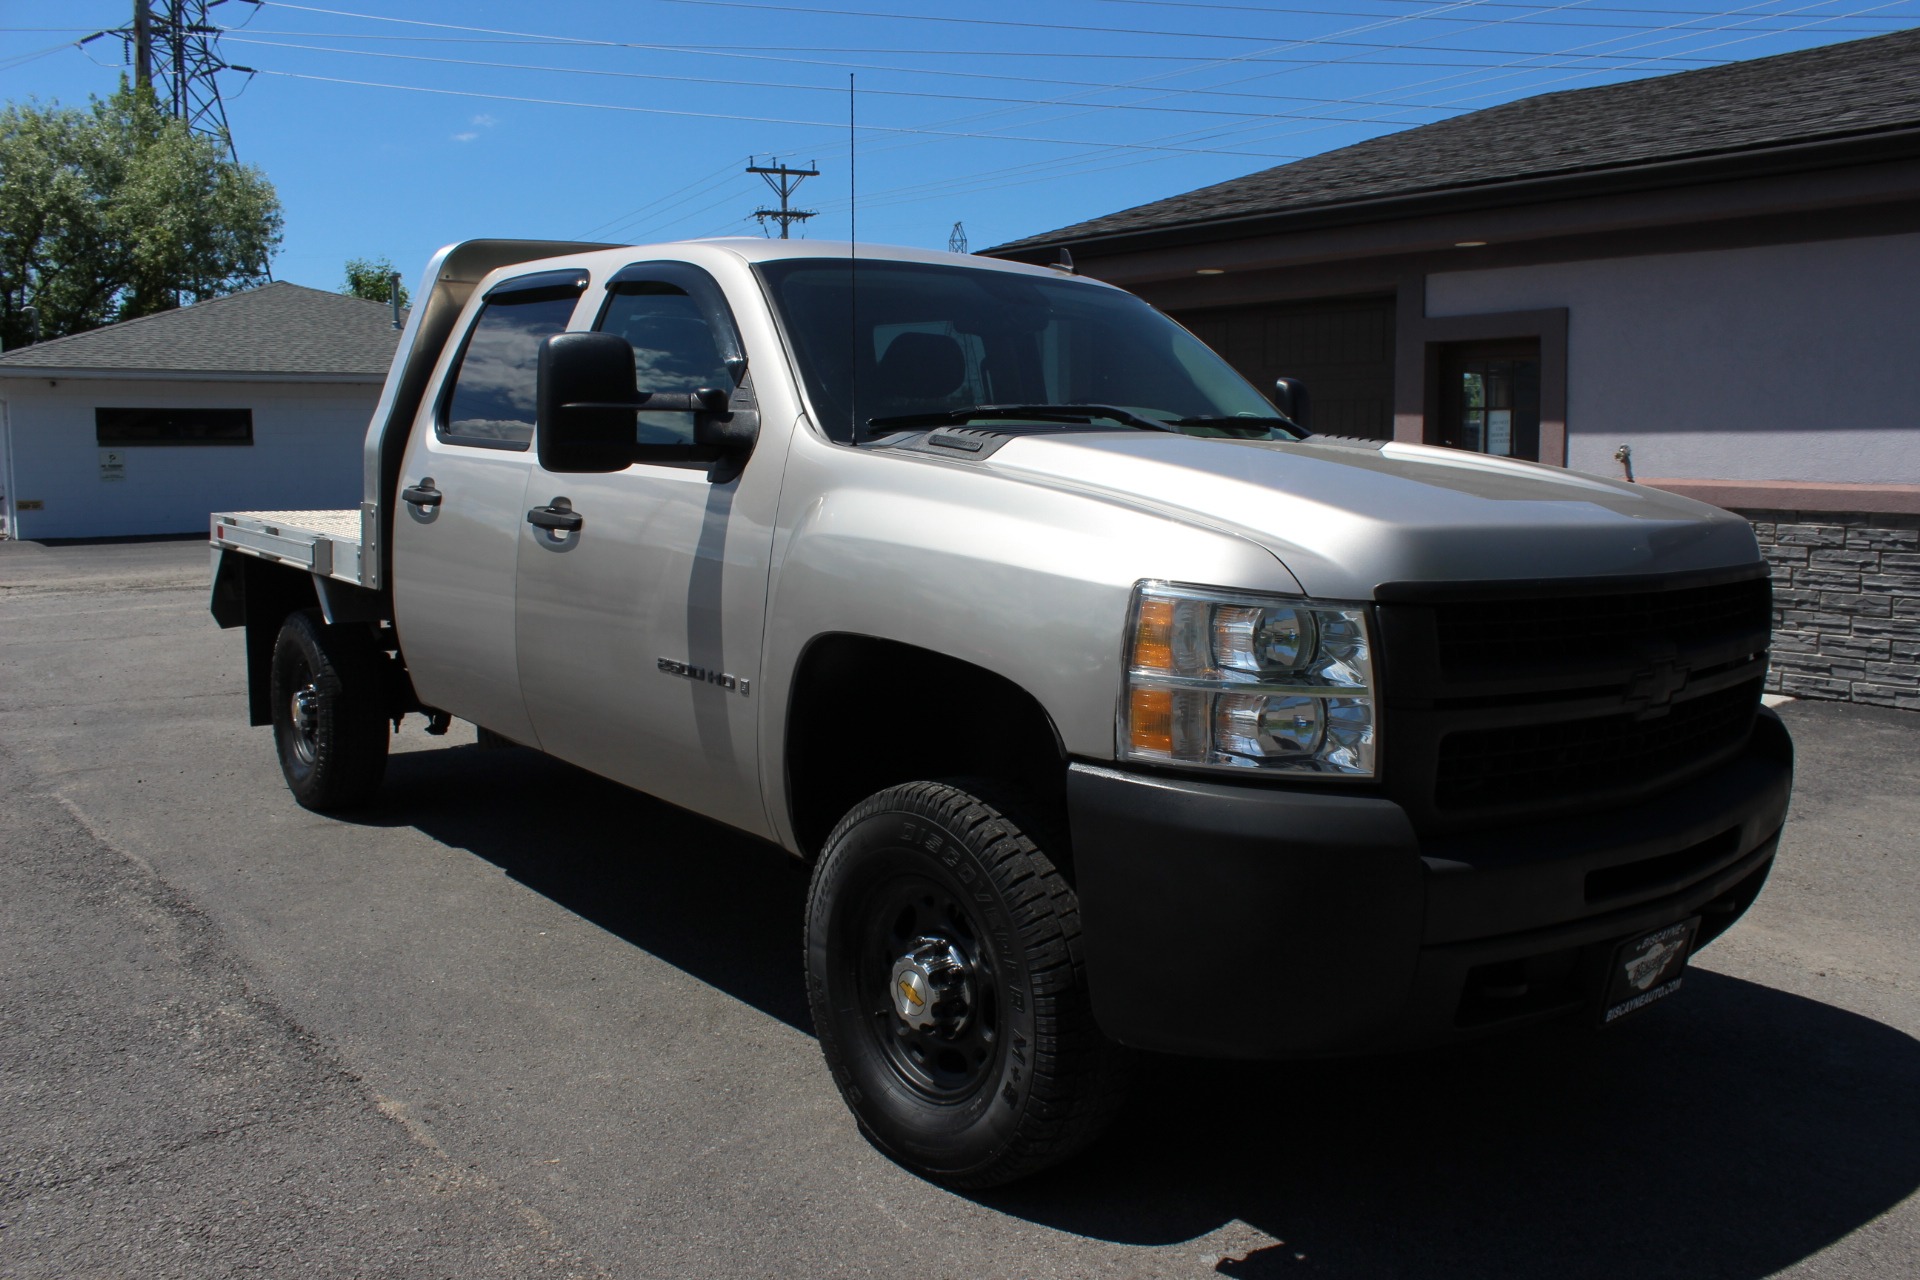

211,237,1793,1187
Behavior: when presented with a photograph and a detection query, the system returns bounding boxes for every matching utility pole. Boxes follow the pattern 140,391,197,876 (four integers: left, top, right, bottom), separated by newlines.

747,158,819,240
948,222,968,254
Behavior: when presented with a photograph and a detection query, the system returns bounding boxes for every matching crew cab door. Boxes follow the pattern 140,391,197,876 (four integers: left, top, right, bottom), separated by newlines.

513,261,779,838
390,268,591,745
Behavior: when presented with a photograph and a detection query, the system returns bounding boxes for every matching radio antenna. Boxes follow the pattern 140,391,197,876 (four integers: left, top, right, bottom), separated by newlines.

848,73,858,445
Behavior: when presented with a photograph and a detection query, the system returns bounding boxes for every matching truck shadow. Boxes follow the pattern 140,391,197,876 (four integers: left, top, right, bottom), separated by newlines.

985,972,1920,1279
361,741,1920,1279
363,738,814,1030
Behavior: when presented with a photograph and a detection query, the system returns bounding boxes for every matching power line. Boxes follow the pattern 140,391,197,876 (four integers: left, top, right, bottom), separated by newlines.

578,158,746,240
247,1,1759,64
202,28,1829,65
219,36,1512,122
249,69,1309,156
795,0,1901,220
1087,0,1915,31
648,0,1898,49
234,0,1907,242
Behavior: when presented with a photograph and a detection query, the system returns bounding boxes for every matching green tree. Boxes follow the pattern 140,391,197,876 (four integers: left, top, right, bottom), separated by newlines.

0,81,282,349
342,256,409,310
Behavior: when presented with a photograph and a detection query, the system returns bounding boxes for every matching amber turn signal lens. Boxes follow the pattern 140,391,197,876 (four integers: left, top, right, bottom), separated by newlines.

1129,687,1173,754
1133,597,1175,671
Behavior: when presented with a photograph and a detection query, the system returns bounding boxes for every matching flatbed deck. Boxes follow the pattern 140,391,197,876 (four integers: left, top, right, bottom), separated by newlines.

211,509,366,586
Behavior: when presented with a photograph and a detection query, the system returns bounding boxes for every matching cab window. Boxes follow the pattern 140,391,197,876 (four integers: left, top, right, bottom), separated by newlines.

598,284,734,446
440,286,581,449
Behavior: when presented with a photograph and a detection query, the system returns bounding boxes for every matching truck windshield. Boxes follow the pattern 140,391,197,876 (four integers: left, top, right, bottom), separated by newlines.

754,258,1287,444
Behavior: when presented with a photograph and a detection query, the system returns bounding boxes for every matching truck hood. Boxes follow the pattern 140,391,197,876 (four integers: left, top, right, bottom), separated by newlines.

985,432,1760,599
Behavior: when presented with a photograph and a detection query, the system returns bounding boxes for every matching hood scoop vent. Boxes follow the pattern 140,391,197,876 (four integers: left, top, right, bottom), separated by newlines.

884,426,1025,461
1297,433,1387,452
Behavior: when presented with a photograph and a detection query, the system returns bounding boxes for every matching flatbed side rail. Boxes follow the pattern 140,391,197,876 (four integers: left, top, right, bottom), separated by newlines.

211,510,364,584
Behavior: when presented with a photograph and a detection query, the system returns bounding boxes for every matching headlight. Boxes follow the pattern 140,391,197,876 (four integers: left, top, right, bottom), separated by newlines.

1121,582,1376,776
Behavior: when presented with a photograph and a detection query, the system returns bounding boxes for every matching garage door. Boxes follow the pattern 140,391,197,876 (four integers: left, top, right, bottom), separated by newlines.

1173,294,1396,439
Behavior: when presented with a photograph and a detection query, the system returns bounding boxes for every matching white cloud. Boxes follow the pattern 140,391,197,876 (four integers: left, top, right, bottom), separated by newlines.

452,131,479,143
471,114,499,128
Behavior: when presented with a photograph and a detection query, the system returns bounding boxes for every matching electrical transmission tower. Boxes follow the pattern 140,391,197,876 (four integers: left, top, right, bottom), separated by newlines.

948,222,968,254
747,158,819,239
86,1,260,158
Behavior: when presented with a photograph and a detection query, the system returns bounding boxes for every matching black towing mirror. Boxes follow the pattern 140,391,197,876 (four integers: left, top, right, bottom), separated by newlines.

535,331,757,477
1272,376,1312,431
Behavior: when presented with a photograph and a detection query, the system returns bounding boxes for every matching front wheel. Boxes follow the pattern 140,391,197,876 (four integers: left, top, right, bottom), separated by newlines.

805,781,1126,1188
269,609,389,811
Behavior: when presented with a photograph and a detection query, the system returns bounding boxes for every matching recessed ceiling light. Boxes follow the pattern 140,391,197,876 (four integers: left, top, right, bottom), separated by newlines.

1455,240,1488,248
1196,267,1226,275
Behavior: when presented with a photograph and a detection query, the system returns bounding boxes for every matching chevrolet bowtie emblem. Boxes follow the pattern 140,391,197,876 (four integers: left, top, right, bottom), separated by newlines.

898,977,925,1009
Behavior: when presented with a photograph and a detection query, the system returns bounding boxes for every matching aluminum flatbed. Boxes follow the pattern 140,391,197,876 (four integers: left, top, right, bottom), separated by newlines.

210,508,366,586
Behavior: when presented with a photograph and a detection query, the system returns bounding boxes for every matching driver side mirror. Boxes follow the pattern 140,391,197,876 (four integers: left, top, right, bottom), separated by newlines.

537,332,637,473
536,331,758,475
1272,376,1312,431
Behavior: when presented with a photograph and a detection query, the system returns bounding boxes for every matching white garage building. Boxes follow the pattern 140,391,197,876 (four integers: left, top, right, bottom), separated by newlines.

0,283,400,541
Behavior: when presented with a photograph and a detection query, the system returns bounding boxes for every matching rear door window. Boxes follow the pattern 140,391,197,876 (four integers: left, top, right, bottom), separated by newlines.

440,273,586,449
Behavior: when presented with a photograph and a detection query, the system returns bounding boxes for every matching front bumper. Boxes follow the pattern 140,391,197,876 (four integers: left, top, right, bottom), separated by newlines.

1068,708,1793,1058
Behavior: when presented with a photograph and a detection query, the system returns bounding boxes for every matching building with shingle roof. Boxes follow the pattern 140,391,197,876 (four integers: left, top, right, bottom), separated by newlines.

989,28,1920,707
0,283,404,540
993,29,1920,258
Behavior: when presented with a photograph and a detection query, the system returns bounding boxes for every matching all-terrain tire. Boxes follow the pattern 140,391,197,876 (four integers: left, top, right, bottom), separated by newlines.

805,780,1127,1188
269,609,389,811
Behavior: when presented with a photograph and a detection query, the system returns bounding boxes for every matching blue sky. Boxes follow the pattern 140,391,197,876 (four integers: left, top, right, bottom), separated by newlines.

4,0,1915,294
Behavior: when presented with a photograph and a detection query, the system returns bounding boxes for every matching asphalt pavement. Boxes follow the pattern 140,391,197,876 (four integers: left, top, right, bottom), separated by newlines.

2,537,1916,1279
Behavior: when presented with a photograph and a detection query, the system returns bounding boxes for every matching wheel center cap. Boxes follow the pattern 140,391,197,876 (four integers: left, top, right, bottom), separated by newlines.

293,686,320,737
888,938,974,1036
893,968,930,1019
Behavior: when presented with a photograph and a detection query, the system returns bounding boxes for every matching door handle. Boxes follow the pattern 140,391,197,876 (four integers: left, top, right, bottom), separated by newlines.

527,498,583,533
401,478,443,509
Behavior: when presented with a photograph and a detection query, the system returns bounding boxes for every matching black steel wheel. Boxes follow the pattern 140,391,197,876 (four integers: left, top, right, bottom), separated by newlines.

269,609,389,811
805,780,1126,1188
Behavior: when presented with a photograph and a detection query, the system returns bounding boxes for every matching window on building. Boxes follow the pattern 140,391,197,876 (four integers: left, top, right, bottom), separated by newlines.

441,285,581,449
1437,341,1541,460
95,407,253,446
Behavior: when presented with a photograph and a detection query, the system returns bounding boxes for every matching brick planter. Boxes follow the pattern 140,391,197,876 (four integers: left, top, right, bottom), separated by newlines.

1743,509,1920,708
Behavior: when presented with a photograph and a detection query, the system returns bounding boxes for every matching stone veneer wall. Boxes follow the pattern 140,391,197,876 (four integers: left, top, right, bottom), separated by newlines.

1743,509,1920,708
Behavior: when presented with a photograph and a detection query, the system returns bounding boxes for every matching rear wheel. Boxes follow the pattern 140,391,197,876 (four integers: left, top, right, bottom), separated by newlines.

805,780,1125,1187
269,609,389,811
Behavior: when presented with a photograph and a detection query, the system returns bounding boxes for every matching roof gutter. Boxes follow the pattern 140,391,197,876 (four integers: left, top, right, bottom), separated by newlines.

985,123,1920,261
0,368,386,384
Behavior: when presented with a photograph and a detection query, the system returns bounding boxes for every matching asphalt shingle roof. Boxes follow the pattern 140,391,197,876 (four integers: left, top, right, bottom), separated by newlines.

0,282,404,377
991,27,1920,253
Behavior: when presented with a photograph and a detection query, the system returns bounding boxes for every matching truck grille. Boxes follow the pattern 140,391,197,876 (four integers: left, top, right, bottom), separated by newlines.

1435,677,1765,813
1430,576,1771,680
1375,569,1771,832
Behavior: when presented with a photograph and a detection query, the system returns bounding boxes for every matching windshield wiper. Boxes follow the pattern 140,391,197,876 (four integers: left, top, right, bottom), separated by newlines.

867,403,1181,434
1169,414,1309,439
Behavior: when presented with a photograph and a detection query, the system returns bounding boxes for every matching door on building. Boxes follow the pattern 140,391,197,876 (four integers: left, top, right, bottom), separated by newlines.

1173,294,1396,438
1435,340,1541,460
